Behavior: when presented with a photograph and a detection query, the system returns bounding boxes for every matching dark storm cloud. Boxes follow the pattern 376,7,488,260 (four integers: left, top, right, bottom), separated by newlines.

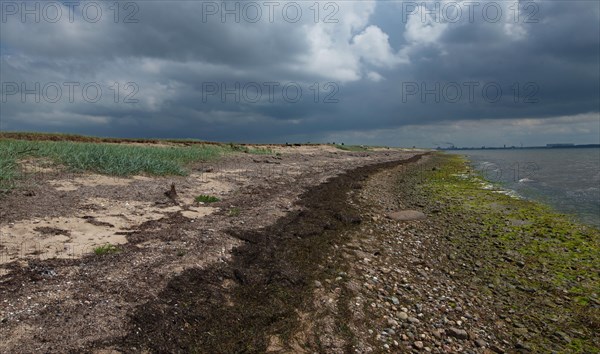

1,0,598,146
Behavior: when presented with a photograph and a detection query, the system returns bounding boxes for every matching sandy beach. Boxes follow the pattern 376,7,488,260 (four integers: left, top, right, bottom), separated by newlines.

0,143,598,353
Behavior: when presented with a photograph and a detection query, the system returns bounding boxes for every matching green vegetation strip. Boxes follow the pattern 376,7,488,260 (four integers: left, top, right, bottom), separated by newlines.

416,154,599,352
195,195,220,203
0,139,275,190
334,144,369,151
93,244,119,255
0,149,19,190
0,139,226,177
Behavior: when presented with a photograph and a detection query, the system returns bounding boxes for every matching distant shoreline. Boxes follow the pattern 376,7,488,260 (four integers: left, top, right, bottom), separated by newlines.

438,144,600,151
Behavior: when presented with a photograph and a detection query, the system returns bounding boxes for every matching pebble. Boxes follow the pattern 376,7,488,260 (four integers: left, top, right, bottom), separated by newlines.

555,331,571,343
514,327,528,336
408,317,420,324
447,327,469,340
398,312,409,320
414,341,424,349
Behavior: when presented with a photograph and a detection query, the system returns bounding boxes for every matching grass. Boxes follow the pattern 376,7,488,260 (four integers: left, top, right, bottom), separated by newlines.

0,139,230,190
195,195,220,203
0,131,210,145
0,134,280,192
93,243,119,255
228,207,241,217
0,149,19,191
247,147,274,155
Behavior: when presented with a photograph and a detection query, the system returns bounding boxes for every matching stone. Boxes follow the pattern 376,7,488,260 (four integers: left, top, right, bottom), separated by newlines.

432,329,444,339
398,312,409,320
447,327,469,340
515,327,529,337
414,341,424,349
555,331,571,343
515,342,532,351
490,345,505,353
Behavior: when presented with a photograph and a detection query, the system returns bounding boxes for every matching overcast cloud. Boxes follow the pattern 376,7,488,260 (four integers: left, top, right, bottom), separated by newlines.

1,0,598,147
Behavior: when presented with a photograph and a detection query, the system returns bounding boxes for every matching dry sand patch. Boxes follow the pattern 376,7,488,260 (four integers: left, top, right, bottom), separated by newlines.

0,195,218,265
48,174,152,191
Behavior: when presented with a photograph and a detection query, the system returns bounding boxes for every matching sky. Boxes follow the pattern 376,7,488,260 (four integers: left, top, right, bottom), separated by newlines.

1,0,599,148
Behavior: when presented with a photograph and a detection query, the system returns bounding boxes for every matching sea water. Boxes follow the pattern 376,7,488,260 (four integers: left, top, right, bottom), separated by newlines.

450,148,600,228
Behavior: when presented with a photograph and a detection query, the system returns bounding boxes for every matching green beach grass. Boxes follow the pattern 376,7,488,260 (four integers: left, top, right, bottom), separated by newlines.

0,139,230,190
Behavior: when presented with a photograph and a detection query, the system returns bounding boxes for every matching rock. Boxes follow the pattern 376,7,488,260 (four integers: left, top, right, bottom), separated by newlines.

390,296,400,305
387,318,398,327
413,341,424,349
515,342,532,351
555,331,571,343
514,327,528,336
398,312,409,320
432,329,444,339
513,321,525,328
408,317,420,324
447,327,468,340
475,339,486,347
314,280,323,288
490,345,505,353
